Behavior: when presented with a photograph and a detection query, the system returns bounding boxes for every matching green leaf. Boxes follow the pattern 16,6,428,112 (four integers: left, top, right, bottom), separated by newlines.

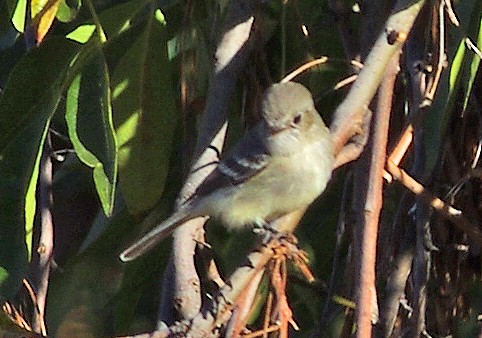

65,0,148,45
449,3,482,110
434,0,482,172
7,0,26,32
0,38,81,298
66,24,96,43
56,0,81,23
425,0,482,171
461,21,482,110
111,7,177,215
66,50,118,216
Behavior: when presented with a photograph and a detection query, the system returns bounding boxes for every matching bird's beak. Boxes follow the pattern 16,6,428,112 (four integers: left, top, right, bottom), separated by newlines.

268,125,289,136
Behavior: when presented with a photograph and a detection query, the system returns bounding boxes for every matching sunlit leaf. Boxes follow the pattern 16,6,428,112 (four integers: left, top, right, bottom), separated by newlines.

66,24,96,44
462,27,482,110
8,0,26,32
111,7,177,215
31,0,62,44
66,50,118,216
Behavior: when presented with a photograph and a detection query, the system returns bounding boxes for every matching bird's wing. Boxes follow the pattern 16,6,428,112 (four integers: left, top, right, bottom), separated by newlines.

193,127,271,198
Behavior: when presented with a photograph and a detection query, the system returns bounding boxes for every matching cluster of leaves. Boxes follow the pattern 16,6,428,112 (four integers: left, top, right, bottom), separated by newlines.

0,0,184,335
0,0,481,337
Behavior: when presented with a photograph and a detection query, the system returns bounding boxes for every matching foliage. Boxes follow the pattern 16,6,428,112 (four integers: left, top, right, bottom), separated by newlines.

0,0,481,337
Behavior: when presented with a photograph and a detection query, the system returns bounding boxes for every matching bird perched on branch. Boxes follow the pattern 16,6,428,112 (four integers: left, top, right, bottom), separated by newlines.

120,81,334,262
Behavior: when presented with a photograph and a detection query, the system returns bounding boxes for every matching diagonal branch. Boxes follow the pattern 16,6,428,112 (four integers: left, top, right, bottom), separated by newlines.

330,0,427,162
159,0,258,324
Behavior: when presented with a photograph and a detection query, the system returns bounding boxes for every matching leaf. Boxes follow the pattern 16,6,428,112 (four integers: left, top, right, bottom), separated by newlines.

461,20,482,110
424,0,482,170
56,0,81,23
425,0,482,171
64,0,149,45
7,0,26,32
46,206,139,336
66,24,96,43
66,50,118,216
31,0,62,44
0,37,80,298
111,8,177,215
449,1,482,110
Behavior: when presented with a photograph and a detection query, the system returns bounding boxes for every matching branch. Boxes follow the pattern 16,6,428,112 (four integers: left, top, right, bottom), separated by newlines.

330,0,426,160
160,0,258,323
354,52,399,338
121,210,306,338
28,133,54,336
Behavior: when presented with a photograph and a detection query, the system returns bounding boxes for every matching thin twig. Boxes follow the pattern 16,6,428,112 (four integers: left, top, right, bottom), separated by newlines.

383,124,414,183
282,57,328,83
242,324,280,338
29,133,54,336
385,160,482,247
225,266,265,337
264,292,274,337
443,0,459,26
424,0,446,103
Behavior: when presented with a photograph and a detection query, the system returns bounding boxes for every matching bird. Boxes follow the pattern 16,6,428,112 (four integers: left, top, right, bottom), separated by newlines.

120,81,334,262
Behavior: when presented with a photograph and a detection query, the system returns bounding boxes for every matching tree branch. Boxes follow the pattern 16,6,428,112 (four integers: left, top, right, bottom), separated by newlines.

159,0,258,324
354,52,399,338
330,0,426,160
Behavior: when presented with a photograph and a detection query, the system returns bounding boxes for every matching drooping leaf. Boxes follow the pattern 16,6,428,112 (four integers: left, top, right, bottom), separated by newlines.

46,206,136,336
0,38,81,298
111,7,177,215
66,49,118,216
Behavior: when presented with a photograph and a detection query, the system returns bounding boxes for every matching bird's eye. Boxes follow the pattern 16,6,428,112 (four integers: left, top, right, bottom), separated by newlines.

293,113,302,125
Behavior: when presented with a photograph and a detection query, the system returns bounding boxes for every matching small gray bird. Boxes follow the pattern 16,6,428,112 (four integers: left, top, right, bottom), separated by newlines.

120,81,334,262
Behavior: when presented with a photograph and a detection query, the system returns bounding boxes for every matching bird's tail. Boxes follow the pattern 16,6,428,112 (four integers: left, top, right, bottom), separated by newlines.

119,208,192,262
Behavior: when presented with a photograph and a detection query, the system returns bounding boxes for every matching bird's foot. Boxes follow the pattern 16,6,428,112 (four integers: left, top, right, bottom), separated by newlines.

252,219,284,244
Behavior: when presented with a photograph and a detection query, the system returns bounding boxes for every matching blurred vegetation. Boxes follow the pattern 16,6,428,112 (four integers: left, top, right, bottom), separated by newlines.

0,0,481,337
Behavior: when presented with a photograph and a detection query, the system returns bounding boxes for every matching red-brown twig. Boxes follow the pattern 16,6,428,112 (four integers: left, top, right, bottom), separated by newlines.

282,57,328,83
355,50,399,338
